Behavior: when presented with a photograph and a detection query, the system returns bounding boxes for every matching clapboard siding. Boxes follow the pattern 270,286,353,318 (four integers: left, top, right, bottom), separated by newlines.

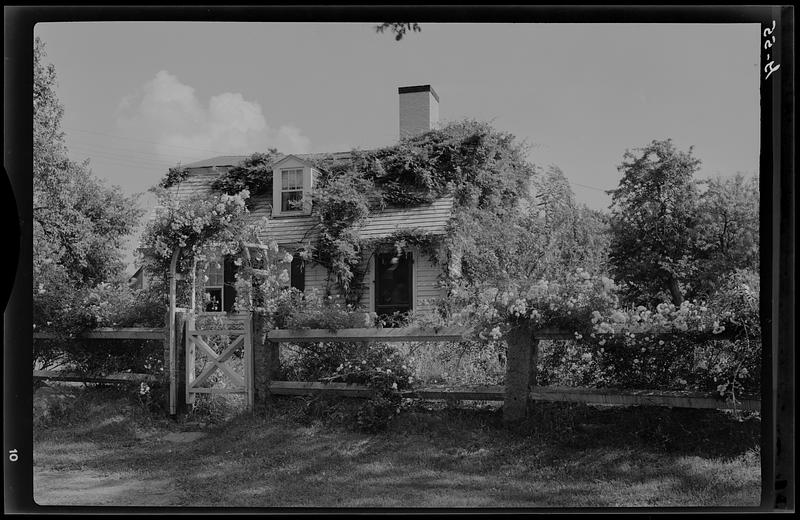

255,198,454,247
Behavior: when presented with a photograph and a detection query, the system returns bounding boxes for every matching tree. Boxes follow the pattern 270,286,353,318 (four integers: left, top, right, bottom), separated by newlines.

690,174,759,298
528,165,610,280
375,23,421,41
33,37,143,335
608,139,702,306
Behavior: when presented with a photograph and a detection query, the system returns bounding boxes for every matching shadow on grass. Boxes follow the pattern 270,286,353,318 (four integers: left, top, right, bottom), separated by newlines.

34,388,761,507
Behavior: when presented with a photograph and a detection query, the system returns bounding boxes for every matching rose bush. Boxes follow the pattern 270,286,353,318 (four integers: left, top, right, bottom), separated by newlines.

445,267,760,402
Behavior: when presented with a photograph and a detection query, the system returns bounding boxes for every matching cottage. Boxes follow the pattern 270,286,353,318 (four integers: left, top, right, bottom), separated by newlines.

160,85,456,318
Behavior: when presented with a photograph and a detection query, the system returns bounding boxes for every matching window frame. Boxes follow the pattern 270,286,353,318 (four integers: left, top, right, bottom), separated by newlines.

202,255,237,313
280,167,304,213
204,258,225,312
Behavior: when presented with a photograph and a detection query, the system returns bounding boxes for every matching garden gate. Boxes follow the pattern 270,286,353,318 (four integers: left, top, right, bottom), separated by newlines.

185,314,254,411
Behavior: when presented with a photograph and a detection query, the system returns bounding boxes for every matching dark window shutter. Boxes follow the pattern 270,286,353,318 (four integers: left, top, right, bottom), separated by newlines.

223,256,238,312
290,257,305,292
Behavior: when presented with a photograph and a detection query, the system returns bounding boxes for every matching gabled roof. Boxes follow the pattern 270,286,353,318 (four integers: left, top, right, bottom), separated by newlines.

182,151,354,170
271,154,317,169
182,155,249,168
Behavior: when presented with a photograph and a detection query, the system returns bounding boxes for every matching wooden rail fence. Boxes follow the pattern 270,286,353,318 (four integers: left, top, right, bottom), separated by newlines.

263,326,760,420
33,321,761,418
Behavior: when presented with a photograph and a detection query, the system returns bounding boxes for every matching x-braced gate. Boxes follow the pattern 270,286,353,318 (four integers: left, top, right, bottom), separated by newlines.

185,314,254,411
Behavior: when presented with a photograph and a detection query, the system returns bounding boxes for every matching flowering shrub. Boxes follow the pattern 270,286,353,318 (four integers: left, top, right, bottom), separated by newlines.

136,381,168,416
272,288,373,331
33,282,165,375
138,188,252,274
447,267,760,402
446,268,620,340
281,341,414,431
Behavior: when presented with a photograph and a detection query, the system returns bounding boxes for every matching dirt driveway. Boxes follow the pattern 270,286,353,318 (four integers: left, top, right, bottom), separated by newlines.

34,469,178,506
34,431,204,506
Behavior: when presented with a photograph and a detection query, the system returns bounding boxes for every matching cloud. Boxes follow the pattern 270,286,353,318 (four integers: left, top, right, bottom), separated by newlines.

116,71,310,161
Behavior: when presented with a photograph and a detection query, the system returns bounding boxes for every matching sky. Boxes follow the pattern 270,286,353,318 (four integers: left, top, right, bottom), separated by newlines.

33,22,761,269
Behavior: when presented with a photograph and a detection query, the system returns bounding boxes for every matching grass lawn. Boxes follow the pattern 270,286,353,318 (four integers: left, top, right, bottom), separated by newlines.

33,384,761,508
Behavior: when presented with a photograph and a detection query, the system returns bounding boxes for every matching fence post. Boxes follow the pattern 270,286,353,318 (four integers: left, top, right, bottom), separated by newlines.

174,310,189,415
245,314,254,412
251,315,279,408
185,313,196,407
504,323,538,423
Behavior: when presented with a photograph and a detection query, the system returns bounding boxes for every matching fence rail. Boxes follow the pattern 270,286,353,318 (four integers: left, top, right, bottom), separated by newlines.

33,369,158,384
34,327,165,385
267,326,469,343
33,328,165,340
267,381,759,411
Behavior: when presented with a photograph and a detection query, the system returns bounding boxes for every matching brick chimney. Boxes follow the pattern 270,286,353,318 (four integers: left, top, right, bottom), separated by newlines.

398,85,439,140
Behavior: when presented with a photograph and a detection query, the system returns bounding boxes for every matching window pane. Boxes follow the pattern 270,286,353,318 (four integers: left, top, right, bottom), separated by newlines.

281,190,303,211
282,169,303,190
206,260,224,286
204,288,223,312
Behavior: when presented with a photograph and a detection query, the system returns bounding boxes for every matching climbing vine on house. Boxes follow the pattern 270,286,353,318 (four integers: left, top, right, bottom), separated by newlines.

211,149,280,201
157,164,190,189
204,120,538,308
303,120,538,303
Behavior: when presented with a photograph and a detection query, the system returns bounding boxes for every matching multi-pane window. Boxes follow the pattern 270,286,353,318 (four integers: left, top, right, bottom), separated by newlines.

281,168,304,212
203,256,237,312
204,259,224,312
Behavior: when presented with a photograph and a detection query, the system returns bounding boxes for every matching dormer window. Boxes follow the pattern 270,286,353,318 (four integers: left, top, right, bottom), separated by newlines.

271,155,316,217
280,168,304,212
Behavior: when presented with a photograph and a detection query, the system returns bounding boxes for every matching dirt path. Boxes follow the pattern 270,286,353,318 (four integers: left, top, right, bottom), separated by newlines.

34,469,179,506
34,431,204,506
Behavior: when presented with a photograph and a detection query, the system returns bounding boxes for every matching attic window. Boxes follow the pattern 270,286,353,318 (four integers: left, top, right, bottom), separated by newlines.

280,168,304,212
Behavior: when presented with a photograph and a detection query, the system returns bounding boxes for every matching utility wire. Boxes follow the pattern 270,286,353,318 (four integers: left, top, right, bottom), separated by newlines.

69,139,194,164
572,182,611,193
64,127,234,156
70,153,168,173
69,145,177,169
